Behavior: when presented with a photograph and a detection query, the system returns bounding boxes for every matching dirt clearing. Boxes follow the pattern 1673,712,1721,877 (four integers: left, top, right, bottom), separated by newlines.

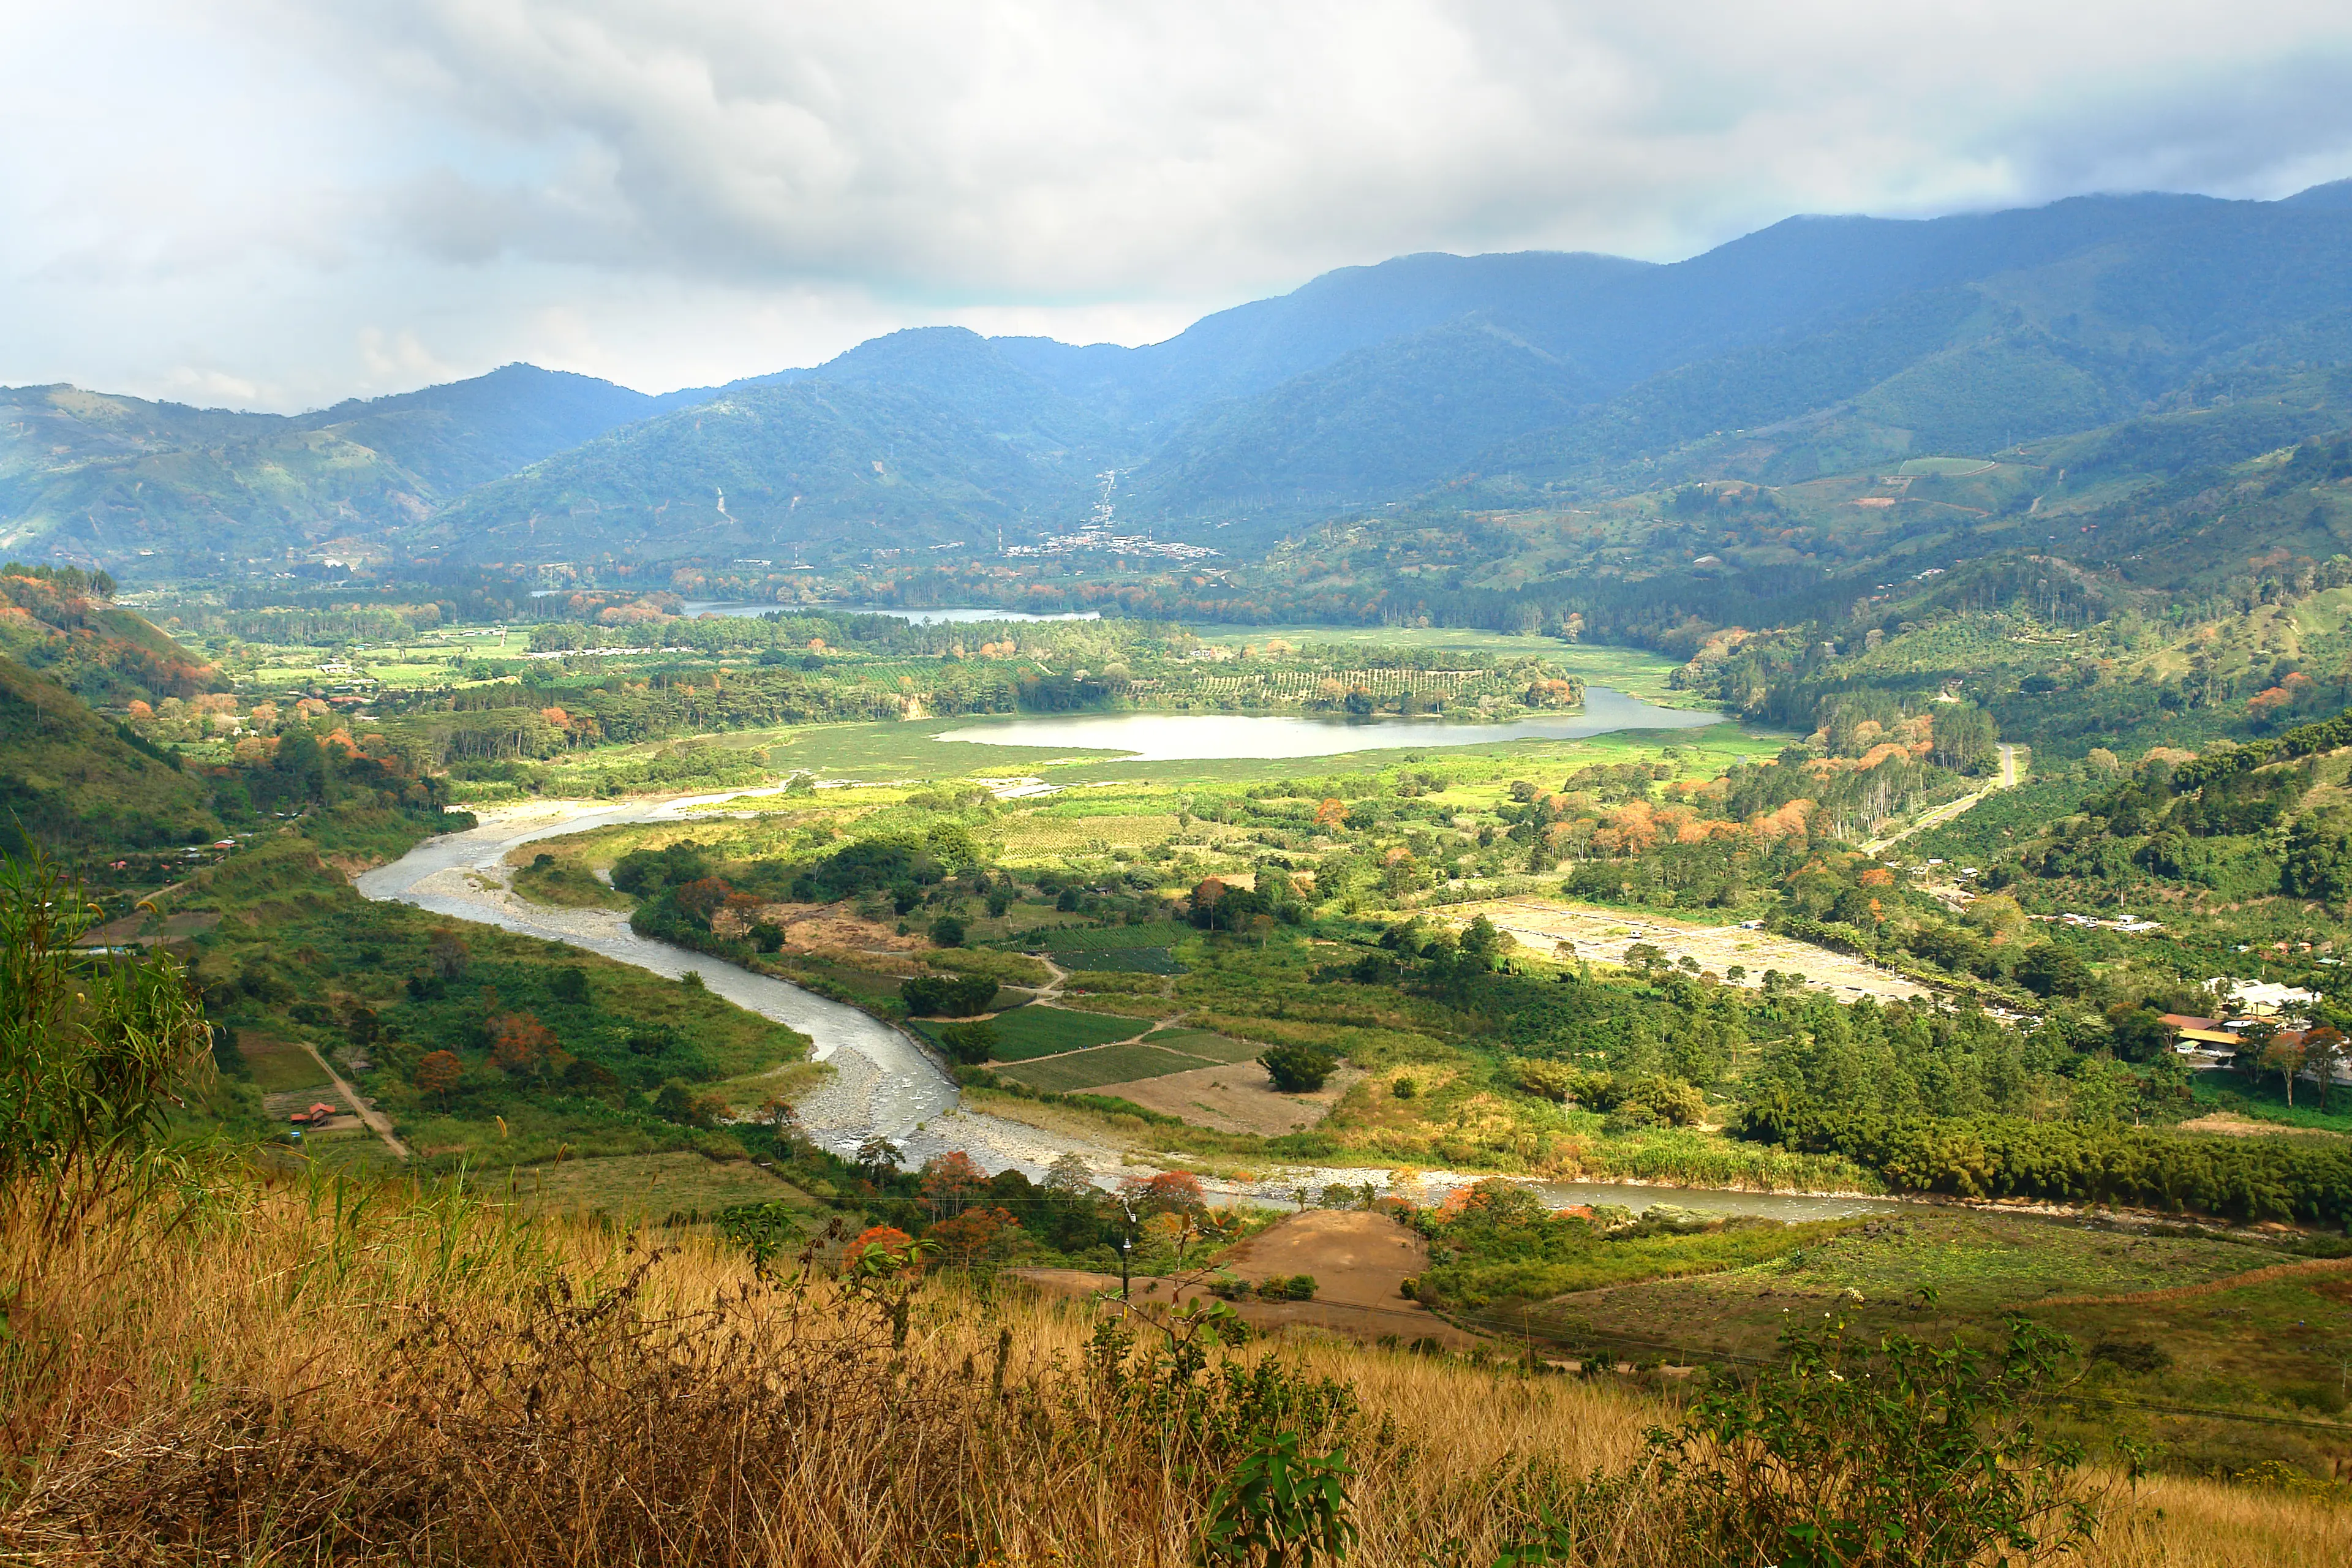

1087,1061,1361,1136
1444,897,1929,1004
1016,1211,1478,1348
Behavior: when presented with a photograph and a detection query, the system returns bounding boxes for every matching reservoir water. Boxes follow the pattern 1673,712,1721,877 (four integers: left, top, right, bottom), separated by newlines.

936,686,1725,760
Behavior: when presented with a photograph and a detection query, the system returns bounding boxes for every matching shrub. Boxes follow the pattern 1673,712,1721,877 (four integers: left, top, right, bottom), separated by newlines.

1645,1315,2097,1568
1260,1044,1339,1094
929,914,967,948
901,973,1000,1017
936,1022,998,1065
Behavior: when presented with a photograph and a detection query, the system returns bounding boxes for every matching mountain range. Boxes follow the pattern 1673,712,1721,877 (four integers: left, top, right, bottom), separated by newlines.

7,180,2352,576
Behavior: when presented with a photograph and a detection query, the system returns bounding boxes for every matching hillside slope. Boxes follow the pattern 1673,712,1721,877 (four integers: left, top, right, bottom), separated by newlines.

422,331,1129,564
0,655,218,856
0,368,698,575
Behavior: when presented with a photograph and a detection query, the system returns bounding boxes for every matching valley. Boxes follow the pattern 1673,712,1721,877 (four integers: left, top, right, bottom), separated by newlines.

10,179,2352,1541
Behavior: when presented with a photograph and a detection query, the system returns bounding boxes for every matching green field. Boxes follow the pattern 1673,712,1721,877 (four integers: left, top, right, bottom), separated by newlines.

1031,921,1195,951
1138,1027,1259,1063
1055,946,1184,973
994,1041,1230,1093
1896,455,2000,476
949,1005,1155,1061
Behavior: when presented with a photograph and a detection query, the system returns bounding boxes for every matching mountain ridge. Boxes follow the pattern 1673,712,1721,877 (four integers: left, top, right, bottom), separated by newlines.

7,180,2352,573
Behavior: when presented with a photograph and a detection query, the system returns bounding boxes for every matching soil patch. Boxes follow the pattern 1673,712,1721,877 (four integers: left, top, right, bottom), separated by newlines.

2176,1113,2343,1139
756,904,921,955
1446,897,1928,1004
1087,1061,1362,1136
1015,1212,1472,1348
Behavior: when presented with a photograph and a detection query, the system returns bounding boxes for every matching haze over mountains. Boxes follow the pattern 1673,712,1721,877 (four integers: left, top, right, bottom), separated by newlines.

7,181,2352,578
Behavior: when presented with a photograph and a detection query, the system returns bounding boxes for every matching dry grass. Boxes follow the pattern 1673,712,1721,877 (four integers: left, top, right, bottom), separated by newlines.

0,1165,2342,1566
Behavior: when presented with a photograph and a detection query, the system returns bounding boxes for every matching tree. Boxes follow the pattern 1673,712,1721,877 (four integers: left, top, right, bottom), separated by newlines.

413,1049,462,1105
2282,816,2352,902
426,927,469,981
937,1021,997,1065
2105,1004,2171,1063
901,973,999,1017
2261,1035,2311,1109
1133,1169,1207,1216
1931,702,1998,772
853,1134,900,1182
1314,797,1348,831
1261,1043,1339,1093
929,1205,1019,1268
2016,944,2089,999
2302,1026,2346,1110
1044,1150,1096,1197
489,1011,559,1081
848,1224,919,1273
928,914,967,948
920,1150,987,1218
549,966,590,1005
339,998,382,1047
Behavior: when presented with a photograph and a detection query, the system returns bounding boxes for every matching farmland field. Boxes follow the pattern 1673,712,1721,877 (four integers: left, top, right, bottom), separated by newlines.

951,1005,1156,1061
994,1040,1234,1093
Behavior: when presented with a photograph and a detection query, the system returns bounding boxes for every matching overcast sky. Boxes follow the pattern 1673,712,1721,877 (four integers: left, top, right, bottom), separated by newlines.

6,1,2351,413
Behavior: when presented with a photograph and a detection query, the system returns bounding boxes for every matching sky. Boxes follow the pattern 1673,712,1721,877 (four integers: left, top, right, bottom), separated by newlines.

6,1,2352,413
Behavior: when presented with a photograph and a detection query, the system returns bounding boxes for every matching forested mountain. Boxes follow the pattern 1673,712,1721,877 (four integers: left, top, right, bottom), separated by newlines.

0,368,705,575
421,330,1125,559
9,182,2352,575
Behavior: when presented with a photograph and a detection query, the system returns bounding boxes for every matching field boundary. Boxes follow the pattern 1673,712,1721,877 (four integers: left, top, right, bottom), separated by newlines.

2029,1252,2352,1310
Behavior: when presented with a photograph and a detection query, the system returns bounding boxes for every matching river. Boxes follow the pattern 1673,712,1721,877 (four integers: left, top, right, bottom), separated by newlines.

356,792,1898,1220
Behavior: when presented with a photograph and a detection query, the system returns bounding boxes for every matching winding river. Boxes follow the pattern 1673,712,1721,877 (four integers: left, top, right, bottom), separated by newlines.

357,791,1899,1219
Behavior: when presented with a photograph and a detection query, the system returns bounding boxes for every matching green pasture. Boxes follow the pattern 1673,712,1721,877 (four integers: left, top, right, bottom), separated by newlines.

995,1039,1231,1093
1896,456,2000,476
1031,921,1195,951
1138,1027,1258,1064
956,1005,1155,1061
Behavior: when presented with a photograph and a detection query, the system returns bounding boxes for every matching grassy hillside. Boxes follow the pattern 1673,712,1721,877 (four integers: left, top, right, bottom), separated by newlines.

0,655,219,856
10,1166,2345,1565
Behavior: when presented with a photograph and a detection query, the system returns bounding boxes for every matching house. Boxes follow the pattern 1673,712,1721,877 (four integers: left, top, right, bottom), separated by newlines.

2212,980,2320,1017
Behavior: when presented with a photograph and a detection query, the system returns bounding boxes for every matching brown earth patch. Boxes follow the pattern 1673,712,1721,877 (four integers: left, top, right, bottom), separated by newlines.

2176,1113,2344,1139
755,905,922,954
1014,1212,1474,1348
1085,1061,1361,1136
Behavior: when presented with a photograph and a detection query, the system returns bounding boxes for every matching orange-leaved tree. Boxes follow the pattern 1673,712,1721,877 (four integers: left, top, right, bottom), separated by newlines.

489,1012,560,1082
920,1150,987,1219
413,1049,462,1106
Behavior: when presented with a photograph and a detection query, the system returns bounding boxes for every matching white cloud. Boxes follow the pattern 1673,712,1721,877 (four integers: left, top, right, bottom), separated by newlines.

4,0,2351,408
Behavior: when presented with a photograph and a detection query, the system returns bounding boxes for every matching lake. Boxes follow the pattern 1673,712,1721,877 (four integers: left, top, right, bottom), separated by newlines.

680,601,1101,625
936,687,1724,760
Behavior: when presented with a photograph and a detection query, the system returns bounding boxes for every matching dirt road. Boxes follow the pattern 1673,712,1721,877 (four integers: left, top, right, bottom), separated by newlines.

298,1040,410,1161
1863,744,2021,855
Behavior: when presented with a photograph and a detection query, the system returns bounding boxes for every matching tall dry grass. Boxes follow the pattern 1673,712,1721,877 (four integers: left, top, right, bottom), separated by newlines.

0,1163,2343,1566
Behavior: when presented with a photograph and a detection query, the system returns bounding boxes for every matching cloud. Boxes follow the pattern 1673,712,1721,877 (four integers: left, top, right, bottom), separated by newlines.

5,0,2352,407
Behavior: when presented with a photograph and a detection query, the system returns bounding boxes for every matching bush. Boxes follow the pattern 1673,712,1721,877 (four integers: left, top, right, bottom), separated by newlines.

1642,1316,2097,1568
902,973,1000,1017
936,1022,998,1065
929,914,967,948
1259,1043,1339,1094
